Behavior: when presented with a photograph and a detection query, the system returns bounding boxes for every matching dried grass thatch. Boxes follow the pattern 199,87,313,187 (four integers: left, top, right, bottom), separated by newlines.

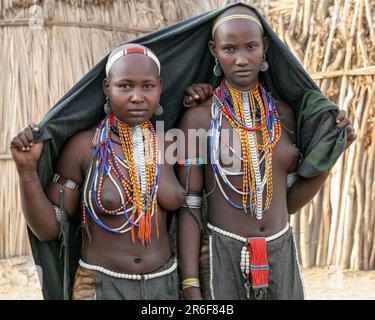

1,0,374,270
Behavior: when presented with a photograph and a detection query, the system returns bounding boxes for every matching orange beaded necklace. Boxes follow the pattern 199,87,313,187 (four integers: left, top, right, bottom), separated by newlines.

83,114,160,245
210,81,281,218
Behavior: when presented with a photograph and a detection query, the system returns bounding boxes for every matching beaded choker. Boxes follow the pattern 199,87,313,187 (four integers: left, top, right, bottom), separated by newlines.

209,80,281,219
82,113,160,245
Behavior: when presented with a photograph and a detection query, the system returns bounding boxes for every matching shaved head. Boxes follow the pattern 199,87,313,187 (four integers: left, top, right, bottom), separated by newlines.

106,43,160,78
108,43,150,60
214,4,258,23
212,5,262,40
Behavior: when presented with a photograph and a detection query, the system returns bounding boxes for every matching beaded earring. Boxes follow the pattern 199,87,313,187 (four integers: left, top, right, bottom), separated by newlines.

213,58,222,77
104,96,111,115
260,55,269,72
154,103,163,116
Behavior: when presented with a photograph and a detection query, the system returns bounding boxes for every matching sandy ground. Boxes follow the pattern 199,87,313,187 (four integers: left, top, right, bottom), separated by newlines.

1,256,375,300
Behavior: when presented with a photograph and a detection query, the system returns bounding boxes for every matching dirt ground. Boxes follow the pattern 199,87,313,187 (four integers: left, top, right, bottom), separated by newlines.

1,256,375,300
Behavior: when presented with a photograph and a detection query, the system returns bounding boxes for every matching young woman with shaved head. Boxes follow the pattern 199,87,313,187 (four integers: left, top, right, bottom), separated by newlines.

177,5,356,300
10,43,185,300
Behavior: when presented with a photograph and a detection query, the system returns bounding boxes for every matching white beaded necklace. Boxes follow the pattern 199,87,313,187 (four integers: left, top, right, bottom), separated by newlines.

210,93,267,218
82,120,159,235
242,92,264,219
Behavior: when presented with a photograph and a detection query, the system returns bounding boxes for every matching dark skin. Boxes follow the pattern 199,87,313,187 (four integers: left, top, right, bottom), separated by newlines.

178,15,356,300
10,45,185,274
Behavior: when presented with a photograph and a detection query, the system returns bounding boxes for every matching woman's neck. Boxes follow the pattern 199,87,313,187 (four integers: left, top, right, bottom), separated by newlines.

224,79,259,93
112,114,147,128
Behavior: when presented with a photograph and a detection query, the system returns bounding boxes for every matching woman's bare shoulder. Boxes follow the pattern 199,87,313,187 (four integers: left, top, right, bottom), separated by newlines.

179,98,213,131
55,125,97,172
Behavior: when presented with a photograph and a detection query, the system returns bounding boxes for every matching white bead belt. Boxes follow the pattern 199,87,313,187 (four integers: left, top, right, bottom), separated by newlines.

207,222,290,243
79,257,177,280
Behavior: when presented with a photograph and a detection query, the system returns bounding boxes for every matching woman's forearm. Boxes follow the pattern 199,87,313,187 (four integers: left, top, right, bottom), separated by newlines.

287,171,330,214
177,208,203,299
18,170,60,241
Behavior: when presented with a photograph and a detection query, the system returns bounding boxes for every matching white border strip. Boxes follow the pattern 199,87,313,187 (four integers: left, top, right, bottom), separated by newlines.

208,234,216,300
292,233,307,300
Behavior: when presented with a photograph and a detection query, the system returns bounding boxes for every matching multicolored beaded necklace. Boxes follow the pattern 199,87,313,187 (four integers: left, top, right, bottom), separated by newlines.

209,80,281,219
82,113,160,245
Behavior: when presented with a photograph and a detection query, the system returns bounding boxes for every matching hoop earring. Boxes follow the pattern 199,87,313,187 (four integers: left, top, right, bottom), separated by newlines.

213,58,222,77
104,97,111,115
154,103,163,116
260,55,269,72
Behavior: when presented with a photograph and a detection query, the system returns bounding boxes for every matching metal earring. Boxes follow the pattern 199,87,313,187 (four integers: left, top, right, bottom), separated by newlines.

154,103,163,116
213,58,222,77
260,55,269,72
104,97,111,115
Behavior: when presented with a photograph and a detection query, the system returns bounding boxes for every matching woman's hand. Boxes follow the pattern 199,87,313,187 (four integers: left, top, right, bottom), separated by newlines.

10,123,43,174
183,83,213,108
335,110,356,149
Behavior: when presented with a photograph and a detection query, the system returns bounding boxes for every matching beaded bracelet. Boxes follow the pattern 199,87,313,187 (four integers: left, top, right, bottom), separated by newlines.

53,173,79,191
177,158,204,167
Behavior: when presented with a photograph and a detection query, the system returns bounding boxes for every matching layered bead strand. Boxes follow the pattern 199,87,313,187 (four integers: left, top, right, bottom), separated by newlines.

242,91,263,218
82,113,160,245
209,80,281,219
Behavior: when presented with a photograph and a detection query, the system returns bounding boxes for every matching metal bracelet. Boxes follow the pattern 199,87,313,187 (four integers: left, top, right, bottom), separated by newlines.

181,194,202,209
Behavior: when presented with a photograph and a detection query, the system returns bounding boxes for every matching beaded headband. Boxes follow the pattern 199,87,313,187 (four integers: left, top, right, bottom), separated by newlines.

212,14,264,38
105,47,161,77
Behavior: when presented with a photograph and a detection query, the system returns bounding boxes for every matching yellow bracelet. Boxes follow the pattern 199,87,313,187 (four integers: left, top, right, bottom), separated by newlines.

181,278,200,290
181,277,200,284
